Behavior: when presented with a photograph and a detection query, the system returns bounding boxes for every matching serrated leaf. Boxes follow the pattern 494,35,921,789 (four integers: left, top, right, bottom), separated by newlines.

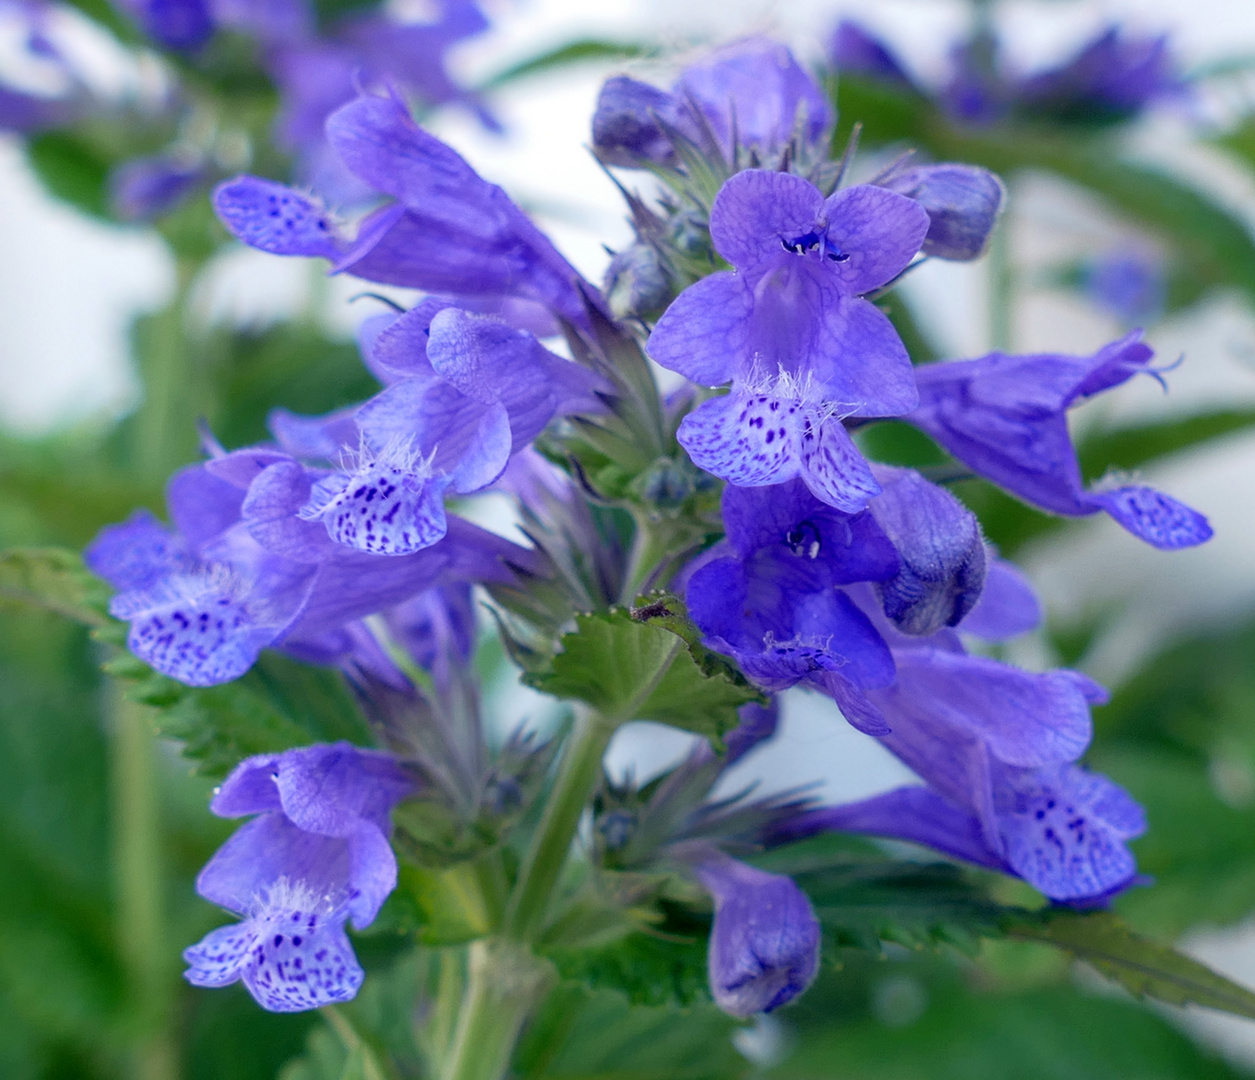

1005,909,1255,1019
514,981,748,1080
115,652,375,778
525,609,758,737
0,547,112,626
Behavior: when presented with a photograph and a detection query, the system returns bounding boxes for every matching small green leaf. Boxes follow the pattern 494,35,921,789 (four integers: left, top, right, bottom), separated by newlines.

0,547,112,626
1006,909,1255,1019
524,609,759,737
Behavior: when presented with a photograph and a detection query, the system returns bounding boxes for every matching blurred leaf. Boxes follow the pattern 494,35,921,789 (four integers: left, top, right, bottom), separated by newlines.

774,957,1247,1080
515,981,748,1080
543,904,712,1007
0,547,111,626
525,609,758,737
1078,408,1255,481
479,39,652,92
25,132,112,219
113,652,375,778
1007,909,1255,1019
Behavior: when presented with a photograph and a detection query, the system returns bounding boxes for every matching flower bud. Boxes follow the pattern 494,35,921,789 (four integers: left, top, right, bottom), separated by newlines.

869,465,986,635
692,852,820,1017
880,164,1004,261
605,243,673,319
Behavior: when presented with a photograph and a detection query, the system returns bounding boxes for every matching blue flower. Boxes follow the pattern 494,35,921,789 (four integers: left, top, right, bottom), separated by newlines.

908,332,1213,548
184,743,416,1011
1084,249,1165,326
878,163,1005,262
214,90,597,329
648,169,929,511
593,37,831,167
685,480,899,733
689,849,820,1017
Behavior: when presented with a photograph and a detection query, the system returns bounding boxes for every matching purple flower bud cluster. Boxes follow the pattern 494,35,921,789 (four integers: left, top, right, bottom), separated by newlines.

833,19,1182,127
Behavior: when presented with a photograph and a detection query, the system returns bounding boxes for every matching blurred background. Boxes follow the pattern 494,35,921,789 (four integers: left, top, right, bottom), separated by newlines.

5,0,1255,1077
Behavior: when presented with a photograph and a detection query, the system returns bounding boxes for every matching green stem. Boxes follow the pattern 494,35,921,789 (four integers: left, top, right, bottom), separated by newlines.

503,712,614,942
439,940,552,1080
988,195,1014,353
110,689,178,1080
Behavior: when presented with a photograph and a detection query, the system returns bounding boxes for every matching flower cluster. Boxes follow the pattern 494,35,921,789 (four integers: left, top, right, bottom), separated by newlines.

85,32,1213,1025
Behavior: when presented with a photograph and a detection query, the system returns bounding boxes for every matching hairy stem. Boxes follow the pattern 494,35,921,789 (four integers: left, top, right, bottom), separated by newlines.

439,939,552,1080
503,711,614,942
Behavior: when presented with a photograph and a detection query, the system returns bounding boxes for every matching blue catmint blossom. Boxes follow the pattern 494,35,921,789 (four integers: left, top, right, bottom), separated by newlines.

688,848,820,1017
907,332,1212,548
648,169,929,511
110,152,207,221
593,37,831,167
878,164,1005,262
242,302,603,557
685,480,899,733
87,458,525,685
866,464,986,636
184,743,415,1010
1084,249,1165,326
832,19,1181,128
214,90,599,329
112,0,214,50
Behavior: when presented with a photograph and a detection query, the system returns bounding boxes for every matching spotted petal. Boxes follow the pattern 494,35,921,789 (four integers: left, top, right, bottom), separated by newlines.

213,177,341,259
677,392,803,486
183,921,259,988
242,911,363,1012
301,462,452,556
1088,485,1212,549
797,412,880,513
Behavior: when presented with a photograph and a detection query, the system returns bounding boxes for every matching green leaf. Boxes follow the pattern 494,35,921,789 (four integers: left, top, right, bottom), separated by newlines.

524,608,759,737
1077,408,1255,482
768,840,1014,957
0,548,112,627
514,982,748,1080
117,652,375,778
479,39,652,92
773,959,1247,1080
25,132,112,219
1005,909,1255,1019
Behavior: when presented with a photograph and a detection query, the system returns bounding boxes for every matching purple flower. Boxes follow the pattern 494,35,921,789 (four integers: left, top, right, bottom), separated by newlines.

87,457,525,686
781,762,1146,904
593,38,830,168
1018,26,1181,121
1084,249,1164,325
183,743,415,1011
250,304,602,557
689,849,820,1017
110,153,205,221
867,465,986,636
213,91,597,329
829,20,917,89
0,0,87,132
908,333,1213,549
878,164,1005,262
685,480,899,732
113,0,214,51
648,169,929,511
725,699,779,765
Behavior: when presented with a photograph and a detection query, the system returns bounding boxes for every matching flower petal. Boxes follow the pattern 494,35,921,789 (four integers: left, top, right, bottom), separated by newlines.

213,176,341,259
305,461,452,556
647,272,751,386
820,184,930,294
243,912,363,1012
709,169,825,270
1088,485,1212,549
678,392,804,486
183,921,259,988
798,413,881,513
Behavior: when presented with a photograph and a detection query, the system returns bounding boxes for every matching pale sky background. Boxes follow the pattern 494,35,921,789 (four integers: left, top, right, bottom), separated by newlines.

5,0,1255,1061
